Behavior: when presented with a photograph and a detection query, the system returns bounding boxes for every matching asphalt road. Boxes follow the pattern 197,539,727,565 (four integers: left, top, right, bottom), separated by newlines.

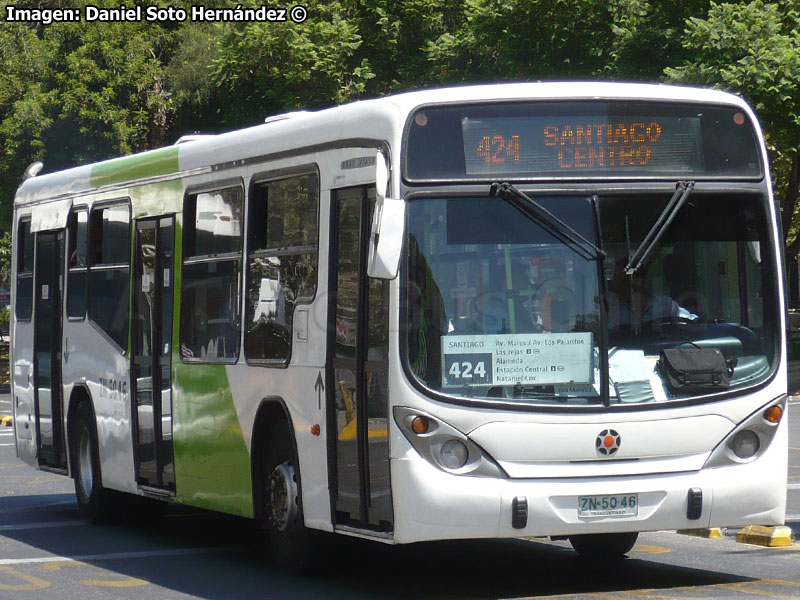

0,396,799,600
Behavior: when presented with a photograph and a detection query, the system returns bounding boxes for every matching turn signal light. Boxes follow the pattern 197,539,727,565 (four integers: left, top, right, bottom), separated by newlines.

764,405,783,424
411,415,430,434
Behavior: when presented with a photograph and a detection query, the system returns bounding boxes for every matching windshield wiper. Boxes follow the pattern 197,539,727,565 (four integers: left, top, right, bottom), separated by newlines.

489,182,605,262
625,181,695,276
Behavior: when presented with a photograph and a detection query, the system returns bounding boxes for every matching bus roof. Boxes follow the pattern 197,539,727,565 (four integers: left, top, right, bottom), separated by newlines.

14,82,750,205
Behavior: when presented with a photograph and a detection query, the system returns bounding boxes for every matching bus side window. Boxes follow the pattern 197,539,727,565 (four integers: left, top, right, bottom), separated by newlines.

87,204,131,351
244,171,319,363
67,210,88,319
180,185,243,362
16,220,34,321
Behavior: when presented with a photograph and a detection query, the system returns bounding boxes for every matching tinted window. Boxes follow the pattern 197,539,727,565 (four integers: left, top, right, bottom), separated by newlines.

181,185,244,362
180,260,241,360
88,204,130,350
67,210,88,319
245,172,318,362
90,205,130,265
15,220,33,320
184,187,243,257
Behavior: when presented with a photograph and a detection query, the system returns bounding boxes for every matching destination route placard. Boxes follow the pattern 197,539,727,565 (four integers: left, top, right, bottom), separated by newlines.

441,332,593,388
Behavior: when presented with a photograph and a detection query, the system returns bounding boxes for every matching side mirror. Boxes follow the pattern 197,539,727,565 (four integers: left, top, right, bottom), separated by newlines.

367,151,405,280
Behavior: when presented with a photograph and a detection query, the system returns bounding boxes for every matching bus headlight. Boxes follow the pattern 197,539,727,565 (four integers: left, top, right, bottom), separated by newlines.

440,439,469,469
730,430,760,459
704,395,785,468
394,406,506,478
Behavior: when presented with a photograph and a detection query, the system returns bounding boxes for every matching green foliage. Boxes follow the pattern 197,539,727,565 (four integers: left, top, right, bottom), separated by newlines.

607,0,712,79
0,231,10,289
664,1,800,258
423,0,619,82
665,1,800,147
165,23,225,133
210,0,375,128
0,0,180,226
48,20,174,161
355,0,468,92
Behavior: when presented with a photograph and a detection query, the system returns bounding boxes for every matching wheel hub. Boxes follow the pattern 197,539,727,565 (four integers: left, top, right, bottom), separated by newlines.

267,461,298,532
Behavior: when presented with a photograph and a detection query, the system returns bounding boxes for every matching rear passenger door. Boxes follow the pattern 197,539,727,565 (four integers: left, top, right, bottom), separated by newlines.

33,229,67,470
132,216,175,491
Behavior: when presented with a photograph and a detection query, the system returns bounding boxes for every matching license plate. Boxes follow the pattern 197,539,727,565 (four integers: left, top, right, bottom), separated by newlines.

578,494,638,518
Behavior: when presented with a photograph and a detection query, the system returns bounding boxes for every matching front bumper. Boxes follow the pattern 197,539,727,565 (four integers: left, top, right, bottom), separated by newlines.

390,443,786,544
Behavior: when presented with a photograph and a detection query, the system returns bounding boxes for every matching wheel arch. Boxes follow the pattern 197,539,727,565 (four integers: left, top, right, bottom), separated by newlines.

251,397,300,522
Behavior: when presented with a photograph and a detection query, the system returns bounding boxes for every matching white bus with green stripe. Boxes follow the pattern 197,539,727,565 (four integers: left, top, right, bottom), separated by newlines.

11,82,788,562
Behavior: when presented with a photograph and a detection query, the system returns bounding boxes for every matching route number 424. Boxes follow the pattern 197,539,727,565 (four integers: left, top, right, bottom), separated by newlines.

443,353,493,386
449,360,487,379
476,135,521,166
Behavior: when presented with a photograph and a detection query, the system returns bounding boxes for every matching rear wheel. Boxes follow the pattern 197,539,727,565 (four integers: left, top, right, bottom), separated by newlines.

264,422,314,572
71,402,116,523
568,532,639,559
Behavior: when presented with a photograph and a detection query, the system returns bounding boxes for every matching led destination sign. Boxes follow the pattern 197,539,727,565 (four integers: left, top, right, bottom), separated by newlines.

405,101,763,180
463,116,702,175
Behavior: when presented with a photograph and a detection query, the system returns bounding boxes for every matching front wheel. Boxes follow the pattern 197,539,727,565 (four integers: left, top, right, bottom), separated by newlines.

568,532,639,559
264,422,315,573
71,402,116,523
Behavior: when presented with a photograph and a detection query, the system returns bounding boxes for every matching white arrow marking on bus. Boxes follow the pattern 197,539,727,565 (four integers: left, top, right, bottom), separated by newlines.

315,372,324,410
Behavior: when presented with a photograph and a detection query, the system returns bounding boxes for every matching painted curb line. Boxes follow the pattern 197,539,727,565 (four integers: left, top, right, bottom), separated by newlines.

0,415,12,427
736,525,795,547
677,528,723,539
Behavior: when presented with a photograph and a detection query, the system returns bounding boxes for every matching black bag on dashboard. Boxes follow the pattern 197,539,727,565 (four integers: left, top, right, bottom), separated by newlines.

659,343,730,394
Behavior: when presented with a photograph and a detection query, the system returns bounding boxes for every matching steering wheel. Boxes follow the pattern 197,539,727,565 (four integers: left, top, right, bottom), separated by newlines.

642,315,698,328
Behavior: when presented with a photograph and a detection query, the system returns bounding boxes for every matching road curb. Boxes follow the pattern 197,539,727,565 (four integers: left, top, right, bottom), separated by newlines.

0,415,11,427
736,525,795,547
677,528,723,539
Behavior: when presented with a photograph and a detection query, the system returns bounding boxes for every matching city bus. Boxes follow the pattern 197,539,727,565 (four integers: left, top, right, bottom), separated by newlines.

11,82,787,564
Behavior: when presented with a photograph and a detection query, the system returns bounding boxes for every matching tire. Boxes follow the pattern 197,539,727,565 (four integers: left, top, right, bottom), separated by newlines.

568,532,639,559
70,402,116,523
263,421,315,573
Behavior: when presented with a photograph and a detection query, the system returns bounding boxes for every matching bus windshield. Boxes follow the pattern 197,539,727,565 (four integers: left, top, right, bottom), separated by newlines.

404,192,778,406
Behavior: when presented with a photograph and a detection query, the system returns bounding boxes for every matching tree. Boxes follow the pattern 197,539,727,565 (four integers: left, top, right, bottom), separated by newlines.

165,22,227,134
423,0,619,83
664,1,800,261
354,0,469,93
0,1,179,229
605,0,712,80
0,17,54,227
210,0,375,128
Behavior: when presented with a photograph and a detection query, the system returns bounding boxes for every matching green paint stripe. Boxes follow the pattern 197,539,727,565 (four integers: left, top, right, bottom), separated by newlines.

90,146,179,188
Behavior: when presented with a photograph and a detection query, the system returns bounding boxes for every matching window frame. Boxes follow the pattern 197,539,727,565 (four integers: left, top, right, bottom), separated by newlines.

244,165,320,367
15,217,34,322
86,199,132,353
66,205,89,321
180,179,245,365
